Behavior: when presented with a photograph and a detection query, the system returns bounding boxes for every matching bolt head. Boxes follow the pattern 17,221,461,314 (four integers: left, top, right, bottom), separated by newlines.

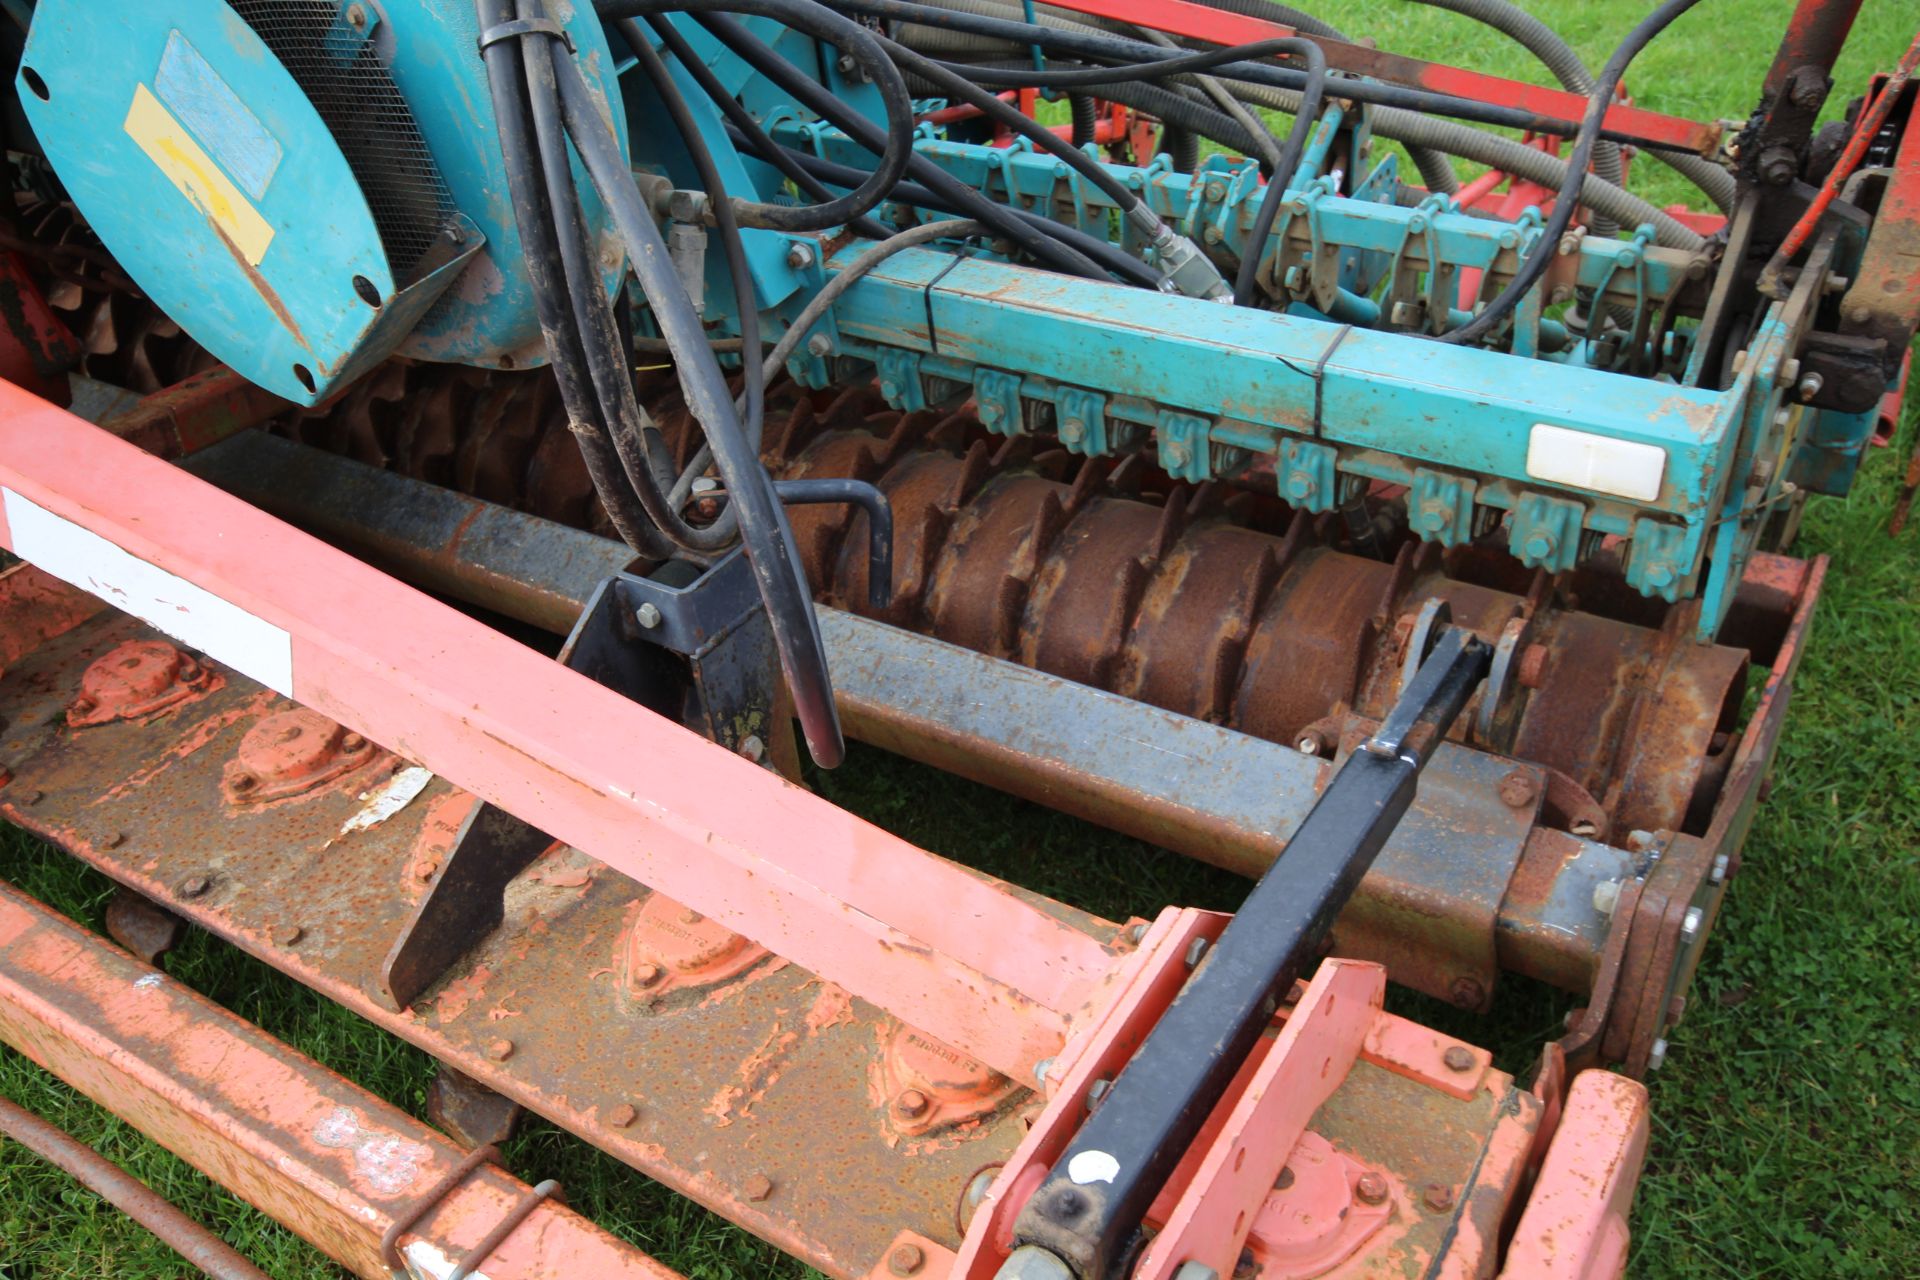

889,1244,927,1277
180,875,210,899
636,602,663,629
1681,905,1704,944
980,401,1002,424
608,1102,638,1128
744,1173,774,1201
1522,531,1555,561
893,1088,930,1119
271,923,304,947
1710,852,1731,884
1085,1078,1111,1111
1060,417,1086,444
1184,936,1210,968
1448,976,1484,1009
1422,1183,1457,1213
1498,770,1537,809
806,333,833,358
739,734,767,763
1164,441,1189,468
1647,1037,1669,1071
785,242,816,270
632,961,663,987
1517,644,1549,688
1295,731,1323,755
1442,1045,1475,1073
1354,1171,1390,1205
346,2,367,27
485,1039,514,1062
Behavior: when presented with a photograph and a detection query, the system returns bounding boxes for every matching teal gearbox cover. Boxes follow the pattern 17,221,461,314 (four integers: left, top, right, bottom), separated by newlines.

18,0,627,405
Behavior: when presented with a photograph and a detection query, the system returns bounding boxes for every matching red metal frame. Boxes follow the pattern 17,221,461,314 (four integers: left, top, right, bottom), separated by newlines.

0,381,1114,1087
0,875,683,1280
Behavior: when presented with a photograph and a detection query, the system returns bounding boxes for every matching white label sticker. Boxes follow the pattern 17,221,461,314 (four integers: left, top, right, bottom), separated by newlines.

3,488,293,696
1068,1150,1121,1185
1525,424,1667,503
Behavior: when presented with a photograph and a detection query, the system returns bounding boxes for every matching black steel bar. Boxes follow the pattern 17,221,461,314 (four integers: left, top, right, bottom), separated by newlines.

773,478,894,610
1007,625,1493,1280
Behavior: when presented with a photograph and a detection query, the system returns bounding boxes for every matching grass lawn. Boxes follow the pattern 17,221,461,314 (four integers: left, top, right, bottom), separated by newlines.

3,2,1919,1277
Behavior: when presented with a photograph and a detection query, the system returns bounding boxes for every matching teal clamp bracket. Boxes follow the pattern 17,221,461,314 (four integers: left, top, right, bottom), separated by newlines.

1624,517,1690,602
875,347,926,412
1509,492,1587,573
1407,467,1477,547
974,367,1024,437
1277,437,1339,513
1054,387,1108,456
1157,411,1212,482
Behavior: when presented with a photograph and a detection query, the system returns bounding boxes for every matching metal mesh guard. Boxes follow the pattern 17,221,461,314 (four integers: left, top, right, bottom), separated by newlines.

227,0,455,282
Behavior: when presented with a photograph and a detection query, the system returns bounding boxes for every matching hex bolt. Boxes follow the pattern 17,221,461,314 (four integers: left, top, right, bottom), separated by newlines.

1680,905,1704,946
1592,879,1622,917
230,772,258,794
1354,1171,1389,1205
739,734,767,763
485,1039,515,1063
805,333,833,358
1059,418,1086,445
1295,730,1325,755
179,875,210,899
1647,1037,1669,1071
1796,371,1824,402
346,2,367,28
1845,303,1872,326
1710,853,1732,884
893,1088,930,1120
102,832,126,850
632,961,663,987
1757,145,1798,185
785,242,816,270
1422,1183,1457,1213
340,733,365,752
744,1173,774,1202
271,923,304,947
608,1102,638,1128
1448,976,1484,1009
636,602,663,630
1085,1079,1111,1112
889,1244,927,1277
1032,1056,1055,1086
1443,1046,1476,1073
1184,936,1210,968
1497,770,1536,809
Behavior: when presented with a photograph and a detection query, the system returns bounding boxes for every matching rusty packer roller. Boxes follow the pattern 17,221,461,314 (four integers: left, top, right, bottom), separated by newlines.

281,362,1746,853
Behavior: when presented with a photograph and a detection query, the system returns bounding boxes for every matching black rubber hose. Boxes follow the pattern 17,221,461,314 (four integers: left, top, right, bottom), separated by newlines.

604,6,914,232
551,37,846,765
1160,125,1199,173
1439,0,1703,346
692,10,1113,282
475,0,669,556
874,30,1158,217
764,142,1165,288
523,4,720,551
1068,92,1096,147
936,35,1325,90
1233,36,1325,306
621,19,765,544
642,14,897,242
829,0,1673,148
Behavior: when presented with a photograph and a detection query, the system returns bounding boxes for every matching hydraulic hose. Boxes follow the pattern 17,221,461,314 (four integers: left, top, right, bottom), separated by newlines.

1407,0,1732,209
549,27,847,764
476,0,670,557
1233,36,1324,305
765,141,1165,288
615,8,914,233
690,9,1115,282
1438,0,1704,345
641,14,897,242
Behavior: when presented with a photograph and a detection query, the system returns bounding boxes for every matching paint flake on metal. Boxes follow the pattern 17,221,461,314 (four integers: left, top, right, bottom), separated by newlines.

1,487,293,695
340,764,437,838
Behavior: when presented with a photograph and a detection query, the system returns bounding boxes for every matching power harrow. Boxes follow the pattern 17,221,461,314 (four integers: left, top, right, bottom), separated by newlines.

0,0,1912,1275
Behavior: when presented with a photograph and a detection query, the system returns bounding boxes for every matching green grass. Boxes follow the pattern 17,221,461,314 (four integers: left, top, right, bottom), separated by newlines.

5,3,1920,1276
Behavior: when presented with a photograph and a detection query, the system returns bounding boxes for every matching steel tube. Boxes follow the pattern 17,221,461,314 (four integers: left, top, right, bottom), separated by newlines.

0,1093,273,1280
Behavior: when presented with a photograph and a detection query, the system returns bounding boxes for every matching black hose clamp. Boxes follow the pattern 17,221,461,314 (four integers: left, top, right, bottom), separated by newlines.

478,17,574,52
